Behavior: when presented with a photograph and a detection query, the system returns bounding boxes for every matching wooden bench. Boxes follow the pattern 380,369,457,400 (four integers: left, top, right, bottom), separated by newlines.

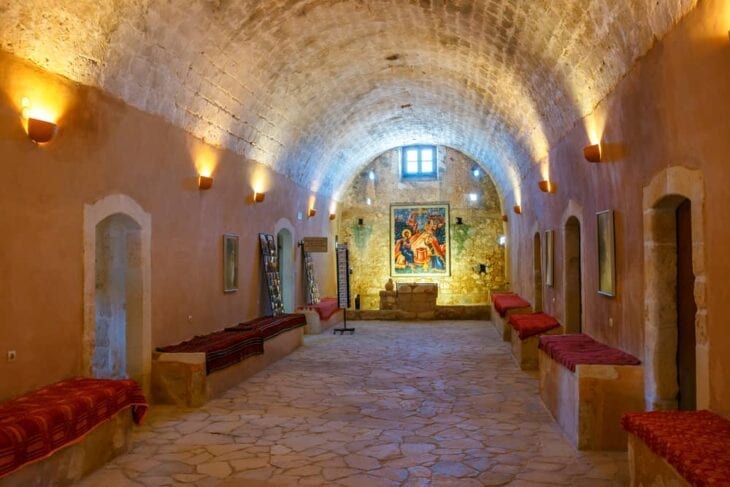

509,312,563,370
152,314,306,406
538,334,644,450
622,410,730,486
297,297,343,334
491,292,532,341
0,378,147,486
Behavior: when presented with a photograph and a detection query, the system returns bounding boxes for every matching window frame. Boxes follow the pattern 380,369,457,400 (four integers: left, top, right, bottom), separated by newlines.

400,145,437,180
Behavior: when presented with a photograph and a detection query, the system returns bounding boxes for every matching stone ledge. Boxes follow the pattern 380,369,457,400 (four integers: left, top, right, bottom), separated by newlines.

347,305,489,321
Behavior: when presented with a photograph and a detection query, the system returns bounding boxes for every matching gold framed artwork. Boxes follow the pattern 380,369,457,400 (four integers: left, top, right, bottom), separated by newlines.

545,230,554,287
390,203,450,277
597,210,616,297
223,234,239,293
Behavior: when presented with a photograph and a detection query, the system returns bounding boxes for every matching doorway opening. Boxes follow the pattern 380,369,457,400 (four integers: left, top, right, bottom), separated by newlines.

277,228,295,313
564,217,582,333
675,199,696,410
93,214,143,381
533,232,543,312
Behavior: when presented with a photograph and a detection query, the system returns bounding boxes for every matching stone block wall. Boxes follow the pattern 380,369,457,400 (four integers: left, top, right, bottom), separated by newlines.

339,147,506,309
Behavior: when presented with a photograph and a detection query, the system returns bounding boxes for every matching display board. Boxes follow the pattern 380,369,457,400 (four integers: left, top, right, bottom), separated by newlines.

259,233,285,316
303,251,320,305
333,243,354,334
303,237,328,253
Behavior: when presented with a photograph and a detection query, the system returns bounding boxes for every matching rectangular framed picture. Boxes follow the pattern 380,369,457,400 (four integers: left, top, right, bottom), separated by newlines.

545,230,554,287
597,210,615,297
390,203,450,277
223,234,239,293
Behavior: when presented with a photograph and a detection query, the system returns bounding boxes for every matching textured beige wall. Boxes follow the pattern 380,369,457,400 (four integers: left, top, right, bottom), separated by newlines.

338,148,506,308
0,52,336,401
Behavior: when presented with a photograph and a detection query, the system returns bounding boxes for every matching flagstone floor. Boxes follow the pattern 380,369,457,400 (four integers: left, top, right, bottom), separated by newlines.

81,321,629,486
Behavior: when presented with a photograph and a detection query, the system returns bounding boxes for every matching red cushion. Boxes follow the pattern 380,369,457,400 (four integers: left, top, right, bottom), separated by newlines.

157,329,263,374
0,378,147,478
227,314,307,341
538,333,641,372
310,297,340,320
509,312,560,340
491,292,530,317
622,410,730,486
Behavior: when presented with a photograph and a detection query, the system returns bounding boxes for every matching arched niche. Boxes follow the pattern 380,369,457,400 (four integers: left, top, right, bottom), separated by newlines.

643,166,707,410
561,200,584,334
84,194,151,395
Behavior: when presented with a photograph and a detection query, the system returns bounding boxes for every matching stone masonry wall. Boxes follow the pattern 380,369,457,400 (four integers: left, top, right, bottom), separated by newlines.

339,147,506,309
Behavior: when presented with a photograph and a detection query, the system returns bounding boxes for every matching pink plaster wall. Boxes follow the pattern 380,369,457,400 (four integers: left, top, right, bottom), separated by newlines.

0,52,336,401
508,0,730,416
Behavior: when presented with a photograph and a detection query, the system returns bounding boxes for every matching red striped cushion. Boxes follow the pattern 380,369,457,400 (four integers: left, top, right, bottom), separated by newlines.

538,334,640,372
491,293,530,317
509,312,560,340
157,329,263,374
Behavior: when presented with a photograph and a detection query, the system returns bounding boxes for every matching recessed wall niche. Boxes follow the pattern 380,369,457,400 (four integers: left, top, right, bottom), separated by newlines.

339,147,506,308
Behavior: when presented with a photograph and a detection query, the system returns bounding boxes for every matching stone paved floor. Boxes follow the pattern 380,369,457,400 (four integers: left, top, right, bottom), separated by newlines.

81,321,629,486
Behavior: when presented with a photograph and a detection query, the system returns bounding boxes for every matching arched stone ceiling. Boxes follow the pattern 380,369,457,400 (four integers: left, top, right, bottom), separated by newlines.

0,0,696,199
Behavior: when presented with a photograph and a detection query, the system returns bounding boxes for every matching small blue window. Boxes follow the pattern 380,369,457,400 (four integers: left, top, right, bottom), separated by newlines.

401,145,437,180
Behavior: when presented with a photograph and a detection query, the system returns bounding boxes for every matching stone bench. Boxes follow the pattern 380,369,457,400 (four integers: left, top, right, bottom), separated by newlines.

538,334,644,450
297,297,343,334
491,292,532,341
152,314,306,407
0,378,147,486
509,312,563,370
622,410,730,486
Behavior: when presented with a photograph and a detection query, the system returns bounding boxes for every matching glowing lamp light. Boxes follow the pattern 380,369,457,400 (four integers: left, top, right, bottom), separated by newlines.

538,180,557,193
468,193,478,202
513,205,522,215
584,143,602,163
308,208,317,218
22,98,58,144
253,192,265,203
329,213,336,220
498,235,507,246
366,197,372,206
368,170,375,181
198,175,213,190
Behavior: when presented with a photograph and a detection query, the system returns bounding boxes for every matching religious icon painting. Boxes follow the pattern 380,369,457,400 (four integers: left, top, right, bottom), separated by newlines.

390,203,450,277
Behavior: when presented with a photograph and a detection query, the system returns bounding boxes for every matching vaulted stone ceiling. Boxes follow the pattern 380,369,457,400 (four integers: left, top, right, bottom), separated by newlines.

0,0,696,199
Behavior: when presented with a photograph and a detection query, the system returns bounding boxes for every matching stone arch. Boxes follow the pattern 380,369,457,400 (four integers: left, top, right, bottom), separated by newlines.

562,200,584,333
84,194,151,395
643,166,708,410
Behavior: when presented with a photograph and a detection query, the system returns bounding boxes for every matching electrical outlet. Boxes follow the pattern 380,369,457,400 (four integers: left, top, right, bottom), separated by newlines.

7,350,16,362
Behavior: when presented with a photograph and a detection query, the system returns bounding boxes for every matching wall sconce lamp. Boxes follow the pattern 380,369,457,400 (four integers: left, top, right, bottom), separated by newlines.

513,205,522,214
584,143,602,163
308,208,317,218
502,214,508,222
198,176,213,190
498,235,507,246
329,213,336,221
538,180,557,193
357,218,364,226
27,118,58,144
473,263,487,275
455,217,464,225
253,191,265,203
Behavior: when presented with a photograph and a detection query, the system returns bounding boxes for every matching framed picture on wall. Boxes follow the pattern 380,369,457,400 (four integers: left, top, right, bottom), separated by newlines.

545,230,554,287
390,203,450,277
223,234,239,293
597,210,616,297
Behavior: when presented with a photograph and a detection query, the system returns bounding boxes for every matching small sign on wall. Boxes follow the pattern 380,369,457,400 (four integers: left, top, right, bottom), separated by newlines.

303,237,328,253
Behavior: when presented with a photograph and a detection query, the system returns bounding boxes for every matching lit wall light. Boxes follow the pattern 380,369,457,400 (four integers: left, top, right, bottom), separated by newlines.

22,98,58,144
472,166,481,178
366,197,372,206
368,170,375,181
498,235,507,246
198,176,213,190
329,213,336,221
538,180,557,193
253,191,265,203
468,193,478,202
584,143,602,163
308,208,317,218
513,205,522,214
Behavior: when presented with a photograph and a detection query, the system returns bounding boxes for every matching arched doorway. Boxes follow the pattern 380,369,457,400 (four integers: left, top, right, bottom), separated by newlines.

93,214,143,380
644,167,707,410
564,217,582,333
277,228,295,312
533,232,543,312
84,195,152,394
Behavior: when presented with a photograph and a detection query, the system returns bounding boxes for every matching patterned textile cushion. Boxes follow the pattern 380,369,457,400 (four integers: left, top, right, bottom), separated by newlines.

306,297,340,320
538,333,641,372
0,378,147,478
622,410,730,486
226,314,307,341
509,312,561,340
157,329,263,374
491,292,531,317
